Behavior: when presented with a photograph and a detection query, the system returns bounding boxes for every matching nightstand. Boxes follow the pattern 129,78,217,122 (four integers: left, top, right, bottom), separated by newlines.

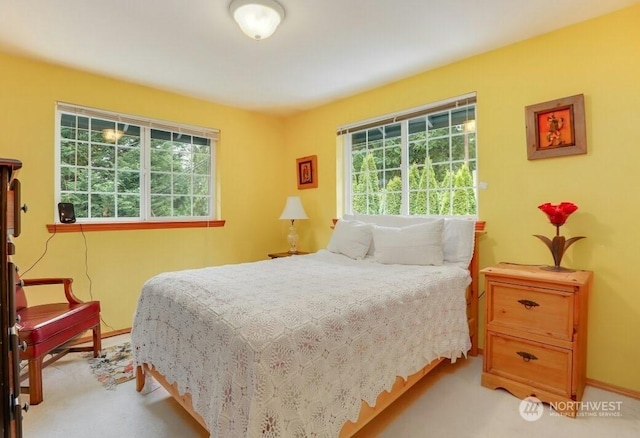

268,251,309,259
480,263,592,417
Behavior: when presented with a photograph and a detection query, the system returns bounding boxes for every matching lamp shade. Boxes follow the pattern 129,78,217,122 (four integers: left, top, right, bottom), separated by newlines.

279,196,308,220
230,0,285,40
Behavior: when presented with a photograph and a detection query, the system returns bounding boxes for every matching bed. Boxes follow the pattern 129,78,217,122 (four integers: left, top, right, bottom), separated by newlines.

132,215,484,437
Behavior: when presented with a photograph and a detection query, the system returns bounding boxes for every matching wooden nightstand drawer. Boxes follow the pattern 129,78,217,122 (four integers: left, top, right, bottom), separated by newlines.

485,332,572,397
488,281,574,341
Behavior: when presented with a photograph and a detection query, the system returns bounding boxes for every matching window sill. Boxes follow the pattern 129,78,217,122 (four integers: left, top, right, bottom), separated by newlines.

46,220,226,233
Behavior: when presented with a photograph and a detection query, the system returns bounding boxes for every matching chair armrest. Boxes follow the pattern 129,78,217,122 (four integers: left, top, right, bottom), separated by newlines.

22,278,70,286
21,277,85,305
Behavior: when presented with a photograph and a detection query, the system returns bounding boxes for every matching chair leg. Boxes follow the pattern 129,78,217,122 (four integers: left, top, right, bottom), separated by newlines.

93,323,102,358
28,357,44,405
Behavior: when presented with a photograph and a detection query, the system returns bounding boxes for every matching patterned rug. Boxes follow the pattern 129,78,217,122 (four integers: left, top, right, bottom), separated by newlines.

86,342,135,390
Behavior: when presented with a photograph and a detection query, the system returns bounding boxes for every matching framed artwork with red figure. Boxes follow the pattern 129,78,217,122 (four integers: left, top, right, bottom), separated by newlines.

525,94,587,160
296,155,317,189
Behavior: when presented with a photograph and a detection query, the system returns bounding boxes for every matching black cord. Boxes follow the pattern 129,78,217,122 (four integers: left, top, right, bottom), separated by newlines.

19,222,116,333
79,224,93,301
20,224,57,276
79,224,116,332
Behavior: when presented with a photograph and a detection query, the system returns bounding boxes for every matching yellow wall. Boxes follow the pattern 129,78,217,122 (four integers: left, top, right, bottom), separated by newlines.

0,53,290,329
2,4,639,393
284,5,640,392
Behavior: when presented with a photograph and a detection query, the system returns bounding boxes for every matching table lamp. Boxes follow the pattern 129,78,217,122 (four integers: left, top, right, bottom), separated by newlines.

279,196,308,253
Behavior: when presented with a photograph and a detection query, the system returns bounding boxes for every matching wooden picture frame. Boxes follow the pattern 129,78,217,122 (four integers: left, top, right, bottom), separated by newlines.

525,94,587,160
296,155,317,189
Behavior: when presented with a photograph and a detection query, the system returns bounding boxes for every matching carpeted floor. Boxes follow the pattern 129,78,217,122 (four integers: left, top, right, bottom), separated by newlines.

21,334,640,437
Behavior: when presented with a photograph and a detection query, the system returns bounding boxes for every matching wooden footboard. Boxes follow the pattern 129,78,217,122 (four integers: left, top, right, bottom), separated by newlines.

136,363,208,431
136,226,484,436
339,358,445,437
136,358,445,438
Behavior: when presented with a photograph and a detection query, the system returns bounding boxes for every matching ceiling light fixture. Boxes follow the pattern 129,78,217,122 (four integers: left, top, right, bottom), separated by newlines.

229,0,285,41
102,128,123,142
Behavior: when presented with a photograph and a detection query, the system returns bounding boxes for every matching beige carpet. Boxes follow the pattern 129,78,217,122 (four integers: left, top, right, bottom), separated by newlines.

22,334,640,437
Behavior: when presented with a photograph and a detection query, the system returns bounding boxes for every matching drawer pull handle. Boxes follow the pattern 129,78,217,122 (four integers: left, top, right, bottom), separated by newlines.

517,299,539,310
517,351,538,362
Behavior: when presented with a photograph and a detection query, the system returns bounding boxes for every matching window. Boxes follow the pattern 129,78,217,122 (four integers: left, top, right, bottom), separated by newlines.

340,94,477,216
56,103,219,222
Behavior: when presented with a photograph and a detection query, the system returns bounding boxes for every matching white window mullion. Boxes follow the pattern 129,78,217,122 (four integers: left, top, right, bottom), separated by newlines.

342,135,353,215
87,117,93,218
141,127,151,220
209,142,217,218
400,121,409,215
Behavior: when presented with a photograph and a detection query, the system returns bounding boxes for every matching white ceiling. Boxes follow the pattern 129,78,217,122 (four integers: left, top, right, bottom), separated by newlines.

0,0,637,115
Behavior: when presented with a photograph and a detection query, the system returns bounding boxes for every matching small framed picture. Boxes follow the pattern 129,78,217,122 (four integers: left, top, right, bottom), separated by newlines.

296,155,317,190
525,94,587,160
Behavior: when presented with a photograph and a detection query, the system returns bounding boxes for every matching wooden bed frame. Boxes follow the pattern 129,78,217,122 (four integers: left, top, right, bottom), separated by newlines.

136,225,485,437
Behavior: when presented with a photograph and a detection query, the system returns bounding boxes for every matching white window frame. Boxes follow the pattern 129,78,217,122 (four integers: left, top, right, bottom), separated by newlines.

54,102,219,223
338,93,477,217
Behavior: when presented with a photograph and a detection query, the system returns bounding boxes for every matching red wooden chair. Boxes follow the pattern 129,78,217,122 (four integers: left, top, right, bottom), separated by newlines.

15,276,101,405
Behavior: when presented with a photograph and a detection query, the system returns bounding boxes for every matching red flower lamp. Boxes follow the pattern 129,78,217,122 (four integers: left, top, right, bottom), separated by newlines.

534,202,585,272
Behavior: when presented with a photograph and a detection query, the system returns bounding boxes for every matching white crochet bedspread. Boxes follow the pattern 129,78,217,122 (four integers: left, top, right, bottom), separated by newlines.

132,250,471,438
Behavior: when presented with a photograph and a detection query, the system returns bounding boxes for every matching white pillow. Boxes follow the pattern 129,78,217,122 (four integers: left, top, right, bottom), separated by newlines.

327,219,372,259
353,213,475,267
442,218,475,267
352,214,438,256
372,221,444,265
